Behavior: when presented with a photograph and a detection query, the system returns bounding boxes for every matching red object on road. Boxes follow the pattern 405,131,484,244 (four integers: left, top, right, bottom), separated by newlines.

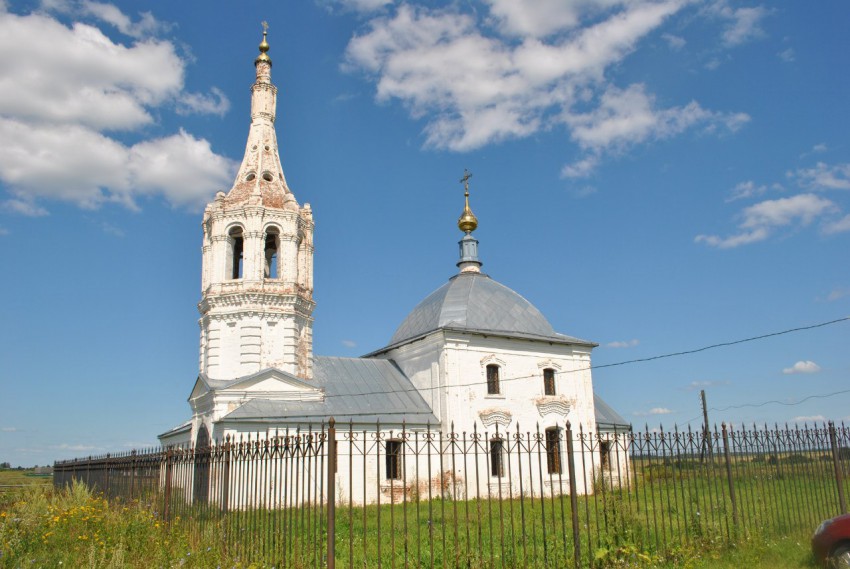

813,513,850,567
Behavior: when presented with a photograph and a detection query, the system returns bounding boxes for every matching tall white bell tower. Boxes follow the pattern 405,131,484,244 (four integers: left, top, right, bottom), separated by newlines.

198,28,315,380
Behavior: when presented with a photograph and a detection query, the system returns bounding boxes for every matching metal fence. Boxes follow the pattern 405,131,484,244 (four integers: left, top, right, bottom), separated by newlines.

54,420,850,568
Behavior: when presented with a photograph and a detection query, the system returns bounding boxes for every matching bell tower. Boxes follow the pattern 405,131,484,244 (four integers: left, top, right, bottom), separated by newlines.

198,27,315,380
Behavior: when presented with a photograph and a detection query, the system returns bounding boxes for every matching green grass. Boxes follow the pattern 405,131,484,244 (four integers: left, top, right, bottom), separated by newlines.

0,482,829,568
22,449,847,568
0,469,52,490
0,483,240,568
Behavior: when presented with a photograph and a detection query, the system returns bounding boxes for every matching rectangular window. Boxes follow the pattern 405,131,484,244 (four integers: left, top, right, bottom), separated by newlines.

490,439,504,478
600,440,611,470
546,428,561,475
486,364,500,395
543,368,556,396
385,440,402,480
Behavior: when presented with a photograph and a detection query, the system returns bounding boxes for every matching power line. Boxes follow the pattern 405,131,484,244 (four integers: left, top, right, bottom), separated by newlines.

713,388,850,413
681,388,850,426
323,315,850,400
591,316,850,370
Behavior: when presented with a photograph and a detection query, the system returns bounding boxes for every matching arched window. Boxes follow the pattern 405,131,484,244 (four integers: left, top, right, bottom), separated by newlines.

193,424,211,503
486,364,500,395
264,227,280,278
545,427,561,474
543,368,556,396
227,227,244,280
490,438,504,478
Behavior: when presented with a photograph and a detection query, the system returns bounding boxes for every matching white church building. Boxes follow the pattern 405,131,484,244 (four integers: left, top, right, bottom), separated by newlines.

159,31,628,503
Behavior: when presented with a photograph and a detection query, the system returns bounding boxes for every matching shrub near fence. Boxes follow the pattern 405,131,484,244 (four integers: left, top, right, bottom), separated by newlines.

54,420,849,568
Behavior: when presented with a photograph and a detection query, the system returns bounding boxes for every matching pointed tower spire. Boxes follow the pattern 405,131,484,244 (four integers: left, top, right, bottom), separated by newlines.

221,23,296,210
457,169,482,273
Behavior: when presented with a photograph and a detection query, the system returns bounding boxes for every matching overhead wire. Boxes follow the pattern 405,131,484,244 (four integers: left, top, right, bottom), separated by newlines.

322,315,850,400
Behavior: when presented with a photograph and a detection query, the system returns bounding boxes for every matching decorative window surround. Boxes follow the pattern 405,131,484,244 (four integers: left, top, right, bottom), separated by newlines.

479,408,512,429
537,359,562,370
535,397,574,420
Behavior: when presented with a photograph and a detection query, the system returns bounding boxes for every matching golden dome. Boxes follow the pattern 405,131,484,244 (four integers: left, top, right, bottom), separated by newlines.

457,169,478,233
255,24,272,66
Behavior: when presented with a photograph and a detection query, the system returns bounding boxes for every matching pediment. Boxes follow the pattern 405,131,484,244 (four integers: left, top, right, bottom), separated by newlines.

221,368,323,399
189,376,210,401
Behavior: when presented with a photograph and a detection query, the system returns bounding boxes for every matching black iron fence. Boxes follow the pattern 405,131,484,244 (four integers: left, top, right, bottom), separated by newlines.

54,420,849,568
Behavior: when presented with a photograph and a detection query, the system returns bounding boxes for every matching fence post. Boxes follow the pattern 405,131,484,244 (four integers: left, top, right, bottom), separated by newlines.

164,448,173,523
129,450,136,500
565,421,581,569
104,453,111,498
327,418,337,569
222,437,231,513
721,423,738,536
829,421,847,514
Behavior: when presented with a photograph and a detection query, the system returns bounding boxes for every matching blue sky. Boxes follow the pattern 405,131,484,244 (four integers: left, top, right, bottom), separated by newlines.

0,0,848,467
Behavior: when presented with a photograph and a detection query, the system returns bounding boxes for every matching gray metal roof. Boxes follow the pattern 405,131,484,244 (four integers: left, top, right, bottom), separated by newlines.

388,272,594,348
594,393,630,431
220,356,438,426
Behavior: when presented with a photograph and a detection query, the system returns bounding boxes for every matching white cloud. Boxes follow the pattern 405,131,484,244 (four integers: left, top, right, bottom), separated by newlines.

563,84,748,176
78,1,171,38
561,156,599,179
0,118,236,211
782,360,821,375
568,185,597,198
707,1,770,47
777,48,794,62
1,427,18,432
726,180,767,202
485,0,629,38
823,214,850,235
812,143,828,153
634,407,674,416
322,0,394,13
126,130,237,209
696,193,838,248
662,33,686,50
826,288,850,302
2,198,49,216
685,380,730,391
345,0,743,173
0,11,183,130
792,415,826,424
52,443,104,452
607,339,639,348
99,221,124,237
741,194,834,228
0,7,236,213
177,87,231,117
341,339,357,348
794,162,850,191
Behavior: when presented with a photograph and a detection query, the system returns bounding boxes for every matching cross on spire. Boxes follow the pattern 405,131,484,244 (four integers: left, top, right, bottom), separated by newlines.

459,169,473,195
262,20,269,33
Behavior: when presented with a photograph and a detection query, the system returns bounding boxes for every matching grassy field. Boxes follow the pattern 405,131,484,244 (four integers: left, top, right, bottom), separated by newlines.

1,481,826,568
0,469,52,490
1,483,237,568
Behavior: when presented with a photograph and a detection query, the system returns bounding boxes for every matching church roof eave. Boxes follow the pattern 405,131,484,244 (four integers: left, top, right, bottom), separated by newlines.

157,420,192,440
366,325,597,358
